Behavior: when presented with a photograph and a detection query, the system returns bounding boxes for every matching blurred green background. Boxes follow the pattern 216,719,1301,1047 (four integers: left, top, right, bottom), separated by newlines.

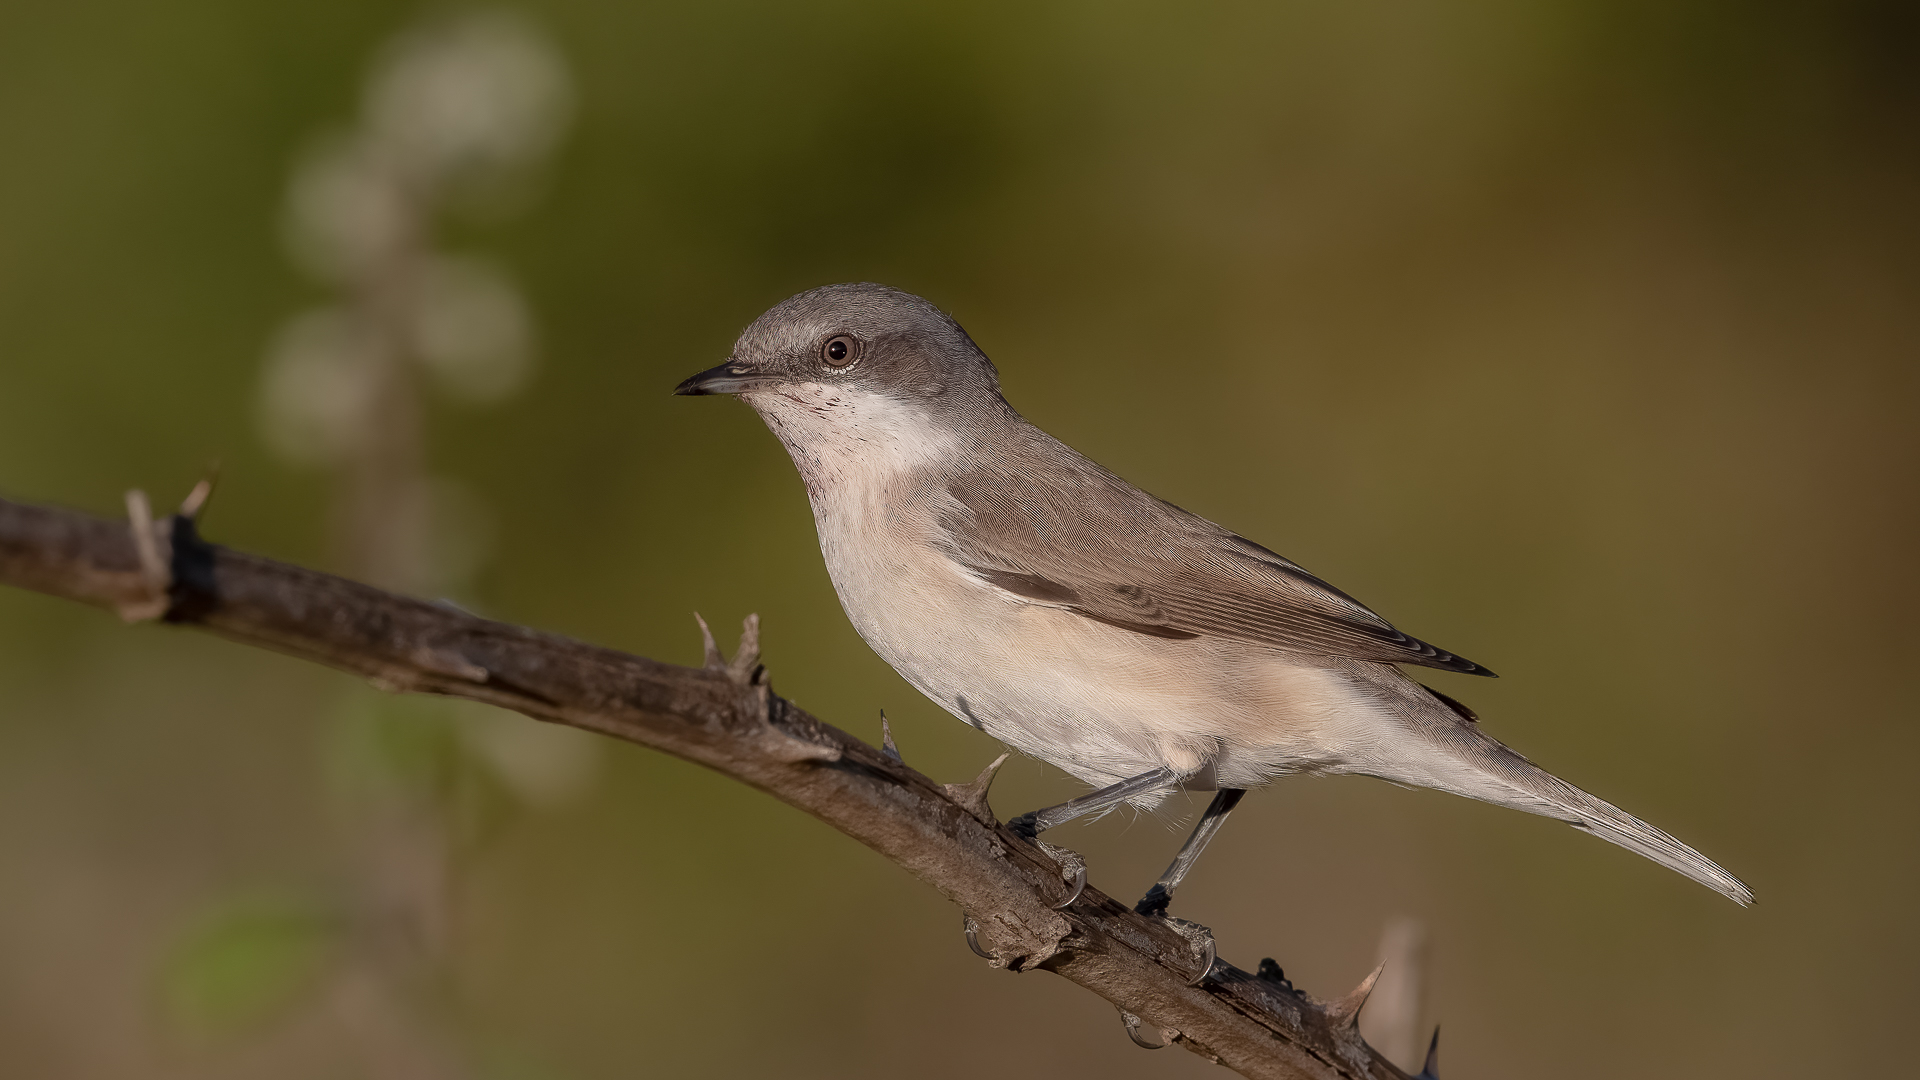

1,1,1915,1077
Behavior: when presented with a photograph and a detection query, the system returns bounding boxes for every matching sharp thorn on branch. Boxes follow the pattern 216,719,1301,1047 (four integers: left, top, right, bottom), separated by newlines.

1119,1009,1169,1050
1326,961,1386,1029
727,613,761,684
1416,1026,1441,1080
880,710,903,763
177,463,220,521
124,490,162,583
693,612,725,671
945,749,1011,822
118,489,170,623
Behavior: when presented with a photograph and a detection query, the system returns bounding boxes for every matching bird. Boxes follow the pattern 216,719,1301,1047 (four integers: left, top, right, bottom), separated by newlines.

675,282,1754,920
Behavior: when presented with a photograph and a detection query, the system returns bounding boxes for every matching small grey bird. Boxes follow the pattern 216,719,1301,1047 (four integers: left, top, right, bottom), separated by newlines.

677,282,1753,915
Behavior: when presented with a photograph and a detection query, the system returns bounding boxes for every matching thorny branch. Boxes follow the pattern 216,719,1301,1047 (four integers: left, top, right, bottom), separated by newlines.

0,489,1440,1080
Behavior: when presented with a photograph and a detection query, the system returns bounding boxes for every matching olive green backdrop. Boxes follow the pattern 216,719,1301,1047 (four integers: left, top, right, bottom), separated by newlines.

1,1,1914,1077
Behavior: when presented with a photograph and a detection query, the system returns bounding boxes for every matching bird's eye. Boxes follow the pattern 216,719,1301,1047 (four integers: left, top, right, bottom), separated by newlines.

821,334,859,367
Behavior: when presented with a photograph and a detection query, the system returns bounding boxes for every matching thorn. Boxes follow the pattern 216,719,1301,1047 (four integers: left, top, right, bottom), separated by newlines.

1325,961,1386,1029
880,710,903,763
944,749,1010,822
974,750,1010,790
693,612,725,671
177,462,221,520
1416,1026,1441,1079
727,613,761,684
124,490,163,582
1118,1009,1169,1050
117,489,170,622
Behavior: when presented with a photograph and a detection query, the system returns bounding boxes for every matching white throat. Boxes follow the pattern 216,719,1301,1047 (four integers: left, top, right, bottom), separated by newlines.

744,383,958,499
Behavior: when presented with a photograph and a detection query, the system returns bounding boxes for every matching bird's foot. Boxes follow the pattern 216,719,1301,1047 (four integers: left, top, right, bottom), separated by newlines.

1158,916,1216,986
1008,810,1040,841
1128,880,1221,980
1134,885,1215,985
1134,883,1173,919
1036,841,1087,909
1256,957,1295,992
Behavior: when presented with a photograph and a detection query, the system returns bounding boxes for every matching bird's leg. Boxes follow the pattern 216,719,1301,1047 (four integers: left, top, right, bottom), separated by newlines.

1135,787,1247,918
1005,766,1177,912
1008,766,1179,839
1126,786,1246,986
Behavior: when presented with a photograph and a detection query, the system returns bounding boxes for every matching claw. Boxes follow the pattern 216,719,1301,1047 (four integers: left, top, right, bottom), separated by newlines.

962,914,993,960
1189,933,1216,986
1160,918,1216,986
1036,840,1088,909
1054,862,1087,909
1119,1009,1168,1050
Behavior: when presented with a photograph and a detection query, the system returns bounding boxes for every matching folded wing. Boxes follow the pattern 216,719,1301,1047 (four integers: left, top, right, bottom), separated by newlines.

936,447,1494,676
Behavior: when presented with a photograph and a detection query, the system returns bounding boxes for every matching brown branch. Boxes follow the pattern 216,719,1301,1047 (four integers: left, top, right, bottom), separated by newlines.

0,490,1425,1080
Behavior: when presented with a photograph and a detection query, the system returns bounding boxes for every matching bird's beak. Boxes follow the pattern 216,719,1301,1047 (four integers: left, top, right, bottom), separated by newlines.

673,361,771,396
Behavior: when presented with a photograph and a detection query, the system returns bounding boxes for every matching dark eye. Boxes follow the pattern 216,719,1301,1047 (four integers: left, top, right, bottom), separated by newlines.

822,334,858,367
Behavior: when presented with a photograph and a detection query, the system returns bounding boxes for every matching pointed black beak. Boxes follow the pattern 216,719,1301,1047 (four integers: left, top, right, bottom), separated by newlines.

673,361,769,396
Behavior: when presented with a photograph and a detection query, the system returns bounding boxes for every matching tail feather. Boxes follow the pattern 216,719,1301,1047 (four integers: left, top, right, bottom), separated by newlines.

1553,784,1753,906
1423,725,1754,905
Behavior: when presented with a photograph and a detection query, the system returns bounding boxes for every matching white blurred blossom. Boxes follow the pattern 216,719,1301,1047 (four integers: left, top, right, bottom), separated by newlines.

258,308,382,466
283,133,411,284
263,6,569,475
409,255,534,403
363,9,572,190
281,10,570,285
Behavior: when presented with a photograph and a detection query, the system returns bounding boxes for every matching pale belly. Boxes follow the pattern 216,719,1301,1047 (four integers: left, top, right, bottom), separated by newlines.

814,498,1397,791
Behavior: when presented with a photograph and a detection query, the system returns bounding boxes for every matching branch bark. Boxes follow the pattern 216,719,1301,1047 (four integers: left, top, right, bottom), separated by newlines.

0,491,1423,1080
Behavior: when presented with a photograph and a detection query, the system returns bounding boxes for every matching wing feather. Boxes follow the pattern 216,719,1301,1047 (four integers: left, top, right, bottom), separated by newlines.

936,448,1493,676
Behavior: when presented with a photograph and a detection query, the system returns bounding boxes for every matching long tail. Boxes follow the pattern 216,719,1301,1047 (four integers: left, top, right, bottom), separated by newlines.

1430,724,1754,905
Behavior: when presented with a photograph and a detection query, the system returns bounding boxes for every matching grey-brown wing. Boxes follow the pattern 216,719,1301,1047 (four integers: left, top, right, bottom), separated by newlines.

937,458,1494,676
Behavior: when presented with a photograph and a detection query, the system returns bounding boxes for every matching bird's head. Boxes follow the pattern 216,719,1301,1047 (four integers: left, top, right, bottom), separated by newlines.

675,284,1011,464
